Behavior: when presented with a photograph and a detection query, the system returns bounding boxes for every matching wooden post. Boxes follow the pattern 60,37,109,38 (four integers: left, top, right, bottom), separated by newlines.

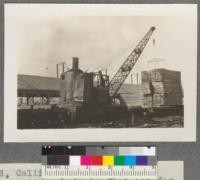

26,96,29,105
136,73,139,84
46,94,50,105
56,64,59,78
131,112,135,126
131,74,133,84
62,62,65,73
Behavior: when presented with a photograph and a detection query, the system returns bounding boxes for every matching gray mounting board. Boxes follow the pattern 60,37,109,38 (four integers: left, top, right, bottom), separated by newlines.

0,1,199,180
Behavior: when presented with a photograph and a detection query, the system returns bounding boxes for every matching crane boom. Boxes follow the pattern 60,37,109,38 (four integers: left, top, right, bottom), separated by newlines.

109,26,156,97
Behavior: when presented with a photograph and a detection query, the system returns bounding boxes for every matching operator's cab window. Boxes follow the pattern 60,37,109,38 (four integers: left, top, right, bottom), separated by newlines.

61,74,65,80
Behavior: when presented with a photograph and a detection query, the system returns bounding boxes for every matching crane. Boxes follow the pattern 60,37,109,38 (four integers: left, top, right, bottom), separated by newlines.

109,26,156,98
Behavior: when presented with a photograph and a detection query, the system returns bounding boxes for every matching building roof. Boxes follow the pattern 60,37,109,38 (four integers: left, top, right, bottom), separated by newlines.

18,74,142,103
18,74,60,91
18,74,142,93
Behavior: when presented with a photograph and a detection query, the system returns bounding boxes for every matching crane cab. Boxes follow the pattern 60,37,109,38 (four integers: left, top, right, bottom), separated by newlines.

60,57,110,109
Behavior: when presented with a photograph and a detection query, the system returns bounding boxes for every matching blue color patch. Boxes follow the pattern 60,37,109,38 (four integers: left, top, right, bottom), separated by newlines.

125,156,136,165
136,156,148,165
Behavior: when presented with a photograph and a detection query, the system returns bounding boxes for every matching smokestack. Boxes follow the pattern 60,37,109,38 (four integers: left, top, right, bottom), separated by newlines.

72,57,79,70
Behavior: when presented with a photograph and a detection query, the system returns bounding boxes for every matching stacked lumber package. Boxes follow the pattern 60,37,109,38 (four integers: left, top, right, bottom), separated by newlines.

141,69,183,108
119,84,143,107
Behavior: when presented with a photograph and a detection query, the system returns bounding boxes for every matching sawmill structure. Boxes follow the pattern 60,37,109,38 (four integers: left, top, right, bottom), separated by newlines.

17,26,183,129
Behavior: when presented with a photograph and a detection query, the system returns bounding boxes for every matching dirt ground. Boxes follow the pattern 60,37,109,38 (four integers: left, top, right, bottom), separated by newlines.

135,115,183,128
81,115,184,128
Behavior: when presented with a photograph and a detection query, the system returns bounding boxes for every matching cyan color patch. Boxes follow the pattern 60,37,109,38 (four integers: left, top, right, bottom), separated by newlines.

125,156,136,165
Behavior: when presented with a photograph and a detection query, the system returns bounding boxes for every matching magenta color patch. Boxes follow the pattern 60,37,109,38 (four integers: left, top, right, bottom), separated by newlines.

81,156,91,165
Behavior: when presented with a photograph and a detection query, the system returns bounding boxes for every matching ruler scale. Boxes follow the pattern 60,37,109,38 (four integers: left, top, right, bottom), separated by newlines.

0,161,183,180
42,165,157,179
41,146,157,179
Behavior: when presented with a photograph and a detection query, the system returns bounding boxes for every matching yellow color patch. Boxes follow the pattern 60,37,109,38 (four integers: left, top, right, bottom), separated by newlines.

103,156,114,166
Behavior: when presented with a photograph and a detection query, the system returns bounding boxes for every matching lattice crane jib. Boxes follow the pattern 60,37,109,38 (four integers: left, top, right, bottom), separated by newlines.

109,26,156,97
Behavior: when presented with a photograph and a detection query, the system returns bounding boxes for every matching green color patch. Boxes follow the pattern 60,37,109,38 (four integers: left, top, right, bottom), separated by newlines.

114,156,125,165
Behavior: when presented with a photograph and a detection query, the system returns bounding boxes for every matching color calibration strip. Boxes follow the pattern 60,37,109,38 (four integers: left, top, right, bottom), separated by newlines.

42,146,157,179
43,155,156,166
42,146,156,156
42,146,157,166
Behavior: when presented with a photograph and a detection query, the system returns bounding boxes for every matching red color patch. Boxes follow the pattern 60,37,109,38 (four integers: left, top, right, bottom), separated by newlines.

91,156,102,165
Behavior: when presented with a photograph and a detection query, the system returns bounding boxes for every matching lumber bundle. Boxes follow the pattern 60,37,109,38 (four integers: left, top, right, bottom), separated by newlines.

141,69,183,108
119,84,143,107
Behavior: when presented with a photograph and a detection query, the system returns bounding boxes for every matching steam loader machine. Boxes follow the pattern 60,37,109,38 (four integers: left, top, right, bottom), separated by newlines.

58,27,156,122
18,27,157,128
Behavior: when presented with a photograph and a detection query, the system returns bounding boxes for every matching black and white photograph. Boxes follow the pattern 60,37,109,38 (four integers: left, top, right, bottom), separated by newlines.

4,4,197,142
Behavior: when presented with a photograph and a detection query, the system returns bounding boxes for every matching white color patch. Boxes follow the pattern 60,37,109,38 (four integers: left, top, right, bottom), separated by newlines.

142,147,156,156
69,156,81,166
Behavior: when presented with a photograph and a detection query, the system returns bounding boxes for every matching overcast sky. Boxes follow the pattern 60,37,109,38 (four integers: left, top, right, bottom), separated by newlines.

5,4,197,84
